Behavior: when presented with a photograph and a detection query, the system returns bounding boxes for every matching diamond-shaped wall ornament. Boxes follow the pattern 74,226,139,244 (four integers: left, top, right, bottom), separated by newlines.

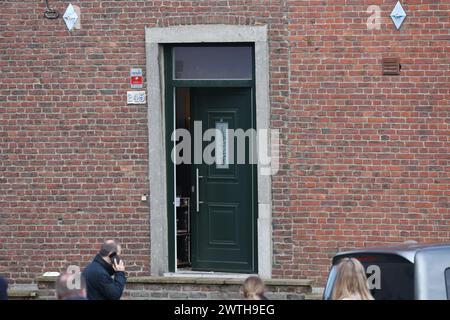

390,1,407,30
63,4,78,31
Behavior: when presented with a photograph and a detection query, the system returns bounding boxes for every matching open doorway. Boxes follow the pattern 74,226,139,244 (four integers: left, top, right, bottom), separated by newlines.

164,43,261,274
175,88,192,270
172,85,257,273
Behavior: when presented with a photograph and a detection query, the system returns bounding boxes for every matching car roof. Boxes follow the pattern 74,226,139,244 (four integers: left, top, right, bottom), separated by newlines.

332,242,450,264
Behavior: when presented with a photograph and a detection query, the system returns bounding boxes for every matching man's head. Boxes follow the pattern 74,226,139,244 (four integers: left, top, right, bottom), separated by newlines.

55,272,87,300
99,239,121,258
99,239,121,266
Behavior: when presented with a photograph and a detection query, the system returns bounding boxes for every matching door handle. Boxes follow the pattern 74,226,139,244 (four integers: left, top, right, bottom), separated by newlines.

196,168,204,212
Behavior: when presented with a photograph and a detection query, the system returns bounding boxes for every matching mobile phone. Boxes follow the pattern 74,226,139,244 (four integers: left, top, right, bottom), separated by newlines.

109,251,121,265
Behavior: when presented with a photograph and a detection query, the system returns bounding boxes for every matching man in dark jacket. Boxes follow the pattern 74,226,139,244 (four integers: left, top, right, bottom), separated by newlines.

82,240,126,300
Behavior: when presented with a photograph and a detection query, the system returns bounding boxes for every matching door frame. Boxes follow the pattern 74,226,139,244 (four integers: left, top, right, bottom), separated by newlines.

165,45,257,273
145,25,272,278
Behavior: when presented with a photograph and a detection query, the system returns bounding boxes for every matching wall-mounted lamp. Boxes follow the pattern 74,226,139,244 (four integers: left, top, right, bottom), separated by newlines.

44,0,59,19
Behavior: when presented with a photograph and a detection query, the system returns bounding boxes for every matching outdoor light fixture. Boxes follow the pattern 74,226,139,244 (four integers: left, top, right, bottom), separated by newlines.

43,0,59,19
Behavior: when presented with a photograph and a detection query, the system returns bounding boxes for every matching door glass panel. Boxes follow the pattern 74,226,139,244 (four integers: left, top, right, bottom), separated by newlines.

215,121,229,169
173,46,252,80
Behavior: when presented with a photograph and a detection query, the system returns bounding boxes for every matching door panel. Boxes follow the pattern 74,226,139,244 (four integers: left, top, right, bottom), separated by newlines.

191,87,256,273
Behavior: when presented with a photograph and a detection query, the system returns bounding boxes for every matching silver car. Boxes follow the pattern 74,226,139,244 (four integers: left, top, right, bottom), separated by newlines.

323,242,450,300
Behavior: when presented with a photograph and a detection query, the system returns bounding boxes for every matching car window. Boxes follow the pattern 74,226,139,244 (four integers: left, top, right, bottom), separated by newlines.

327,254,414,300
323,266,337,300
366,257,414,300
445,268,450,300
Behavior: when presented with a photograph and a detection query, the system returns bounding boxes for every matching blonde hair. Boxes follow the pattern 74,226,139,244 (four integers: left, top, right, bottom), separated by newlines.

243,276,266,300
331,257,374,300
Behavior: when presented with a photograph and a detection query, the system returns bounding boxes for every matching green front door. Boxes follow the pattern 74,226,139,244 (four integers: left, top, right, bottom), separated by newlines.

190,87,257,273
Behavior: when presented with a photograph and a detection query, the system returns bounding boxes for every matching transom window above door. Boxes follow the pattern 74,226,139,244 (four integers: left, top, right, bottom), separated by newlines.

173,45,253,80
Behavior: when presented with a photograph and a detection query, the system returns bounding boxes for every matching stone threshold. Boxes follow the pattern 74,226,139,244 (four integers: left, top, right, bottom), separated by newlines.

37,275,313,287
164,271,254,279
128,276,313,286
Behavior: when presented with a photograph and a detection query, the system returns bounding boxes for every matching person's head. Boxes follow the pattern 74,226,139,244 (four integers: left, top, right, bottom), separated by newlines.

331,257,374,300
243,276,266,300
99,239,121,264
55,272,87,300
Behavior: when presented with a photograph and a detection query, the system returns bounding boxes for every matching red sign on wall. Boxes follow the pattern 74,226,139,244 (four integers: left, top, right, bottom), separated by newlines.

131,75,142,85
130,68,143,89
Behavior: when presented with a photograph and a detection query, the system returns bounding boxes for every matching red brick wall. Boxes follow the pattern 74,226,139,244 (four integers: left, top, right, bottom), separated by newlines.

0,0,448,286
278,0,449,284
